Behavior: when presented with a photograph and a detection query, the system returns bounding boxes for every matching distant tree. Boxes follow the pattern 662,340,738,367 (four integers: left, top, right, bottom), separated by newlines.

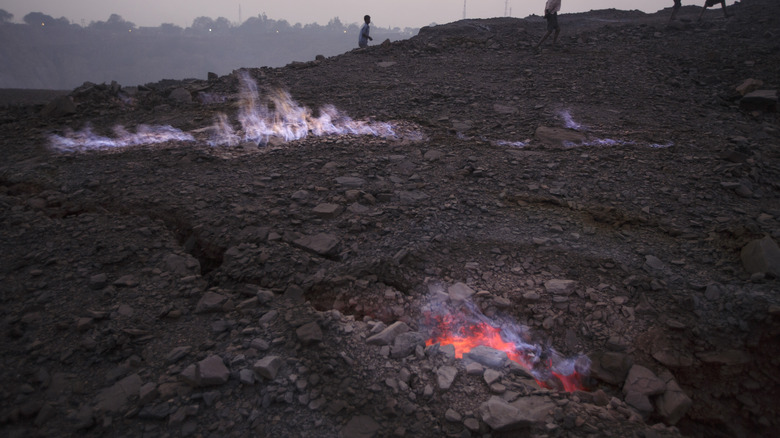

24,12,69,27
159,23,183,35
273,19,291,33
239,13,272,34
0,9,13,24
304,22,323,32
326,17,344,32
214,17,232,30
191,16,215,33
89,14,136,32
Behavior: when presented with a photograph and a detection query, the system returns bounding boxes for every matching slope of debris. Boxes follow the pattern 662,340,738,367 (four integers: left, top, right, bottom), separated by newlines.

1,1,779,438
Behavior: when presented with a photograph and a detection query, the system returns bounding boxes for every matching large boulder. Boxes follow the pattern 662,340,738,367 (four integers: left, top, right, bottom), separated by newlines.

479,396,555,431
740,236,780,277
739,90,777,112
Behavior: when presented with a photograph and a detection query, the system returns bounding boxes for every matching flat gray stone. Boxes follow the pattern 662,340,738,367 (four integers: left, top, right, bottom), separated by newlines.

463,345,508,369
390,332,425,359
534,126,586,148
655,372,692,425
740,89,777,112
624,391,653,417
544,279,576,295
740,236,780,277
366,321,409,346
95,373,142,412
493,103,518,114
41,95,77,118
341,415,380,438
335,176,366,188
479,396,554,431
166,346,192,364
696,349,751,365
253,355,283,380
623,364,665,396
591,351,633,384
644,255,665,271
239,369,255,385
312,203,343,218
296,321,323,344
484,369,502,385
293,233,340,256
423,149,445,161
164,253,200,276
89,273,108,290
436,366,458,391
398,190,429,205
169,87,192,103
198,355,230,386
448,282,475,302
195,292,228,313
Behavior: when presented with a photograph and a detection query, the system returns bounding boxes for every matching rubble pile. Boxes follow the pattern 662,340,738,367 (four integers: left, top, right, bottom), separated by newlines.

1,1,779,437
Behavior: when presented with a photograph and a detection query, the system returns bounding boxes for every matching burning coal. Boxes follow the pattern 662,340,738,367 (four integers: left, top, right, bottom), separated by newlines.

208,72,396,146
49,124,195,152
559,109,673,149
48,71,400,152
559,110,583,131
423,291,590,392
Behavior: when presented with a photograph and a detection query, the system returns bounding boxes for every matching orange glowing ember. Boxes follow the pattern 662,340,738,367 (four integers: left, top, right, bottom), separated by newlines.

425,312,588,392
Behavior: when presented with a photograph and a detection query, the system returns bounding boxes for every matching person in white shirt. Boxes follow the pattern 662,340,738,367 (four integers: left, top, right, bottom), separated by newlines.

536,0,561,49
359,15,373,48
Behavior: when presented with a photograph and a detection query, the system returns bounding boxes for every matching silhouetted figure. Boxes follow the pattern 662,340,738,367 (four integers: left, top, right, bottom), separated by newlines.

359,15,373,48
536,0,561,49
669,0,682,21
698,0,730,21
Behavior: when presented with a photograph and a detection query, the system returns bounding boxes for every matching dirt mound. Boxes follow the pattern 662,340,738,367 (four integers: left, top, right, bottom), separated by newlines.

1,1,778,437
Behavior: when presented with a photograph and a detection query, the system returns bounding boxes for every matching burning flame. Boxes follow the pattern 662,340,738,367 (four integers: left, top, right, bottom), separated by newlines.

49,124,195,152
559,110,583,131
48,70,399,152
208,72,396,146
424,298,590,392
558,109,673,149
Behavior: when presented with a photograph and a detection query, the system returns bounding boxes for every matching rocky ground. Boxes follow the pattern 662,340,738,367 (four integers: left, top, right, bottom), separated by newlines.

1,1,779,437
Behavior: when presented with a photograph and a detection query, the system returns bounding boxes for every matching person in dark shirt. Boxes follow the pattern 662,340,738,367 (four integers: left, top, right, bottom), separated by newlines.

698,0,731,21
669,0,682,21
535,0,561,49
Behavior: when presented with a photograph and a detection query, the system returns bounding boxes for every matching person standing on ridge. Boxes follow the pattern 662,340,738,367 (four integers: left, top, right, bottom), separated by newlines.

359,15,373,48
536,0,561,49
698,0,730,21
669,0,682,21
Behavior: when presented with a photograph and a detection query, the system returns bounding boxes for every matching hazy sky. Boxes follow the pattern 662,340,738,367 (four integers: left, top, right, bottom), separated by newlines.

2,1,702,29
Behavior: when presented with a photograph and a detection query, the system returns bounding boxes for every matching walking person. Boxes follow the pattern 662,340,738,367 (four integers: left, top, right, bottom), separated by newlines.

698,0,730,21
358,15,373,48
669,0,682,21
536,0,561,49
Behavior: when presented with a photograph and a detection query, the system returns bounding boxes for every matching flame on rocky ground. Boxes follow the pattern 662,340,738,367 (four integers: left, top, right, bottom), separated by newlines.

424,299,590,392
207,72,396,147
49,124,195,152
48,71,398,152
558,109,673,149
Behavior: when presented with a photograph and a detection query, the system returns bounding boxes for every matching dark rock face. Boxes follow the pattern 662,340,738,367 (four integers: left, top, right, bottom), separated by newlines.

1,1,779,438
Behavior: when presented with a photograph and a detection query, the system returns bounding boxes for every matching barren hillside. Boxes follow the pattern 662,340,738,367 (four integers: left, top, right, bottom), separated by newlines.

1,2,778,438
